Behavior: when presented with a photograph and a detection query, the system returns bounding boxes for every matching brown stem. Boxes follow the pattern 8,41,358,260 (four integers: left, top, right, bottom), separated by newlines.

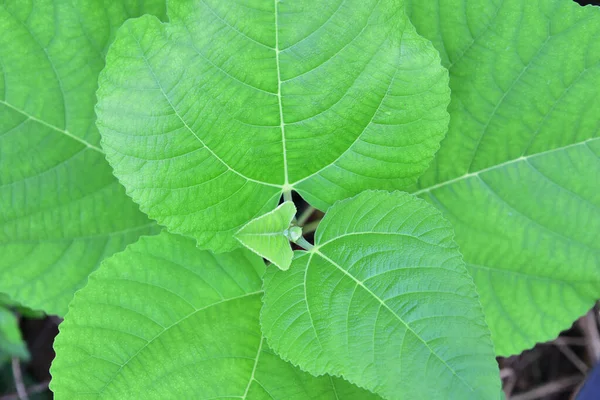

579,308,600,364
510,375,582,400
0,380,49,400
9,358,28,400
554,338,589,374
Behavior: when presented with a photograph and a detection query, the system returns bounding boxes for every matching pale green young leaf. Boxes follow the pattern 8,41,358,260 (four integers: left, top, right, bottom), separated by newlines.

96,0,450,253
261,191,500,400
0,0,166,316
406,0,600,355
235,202,300,271
50,232,381,400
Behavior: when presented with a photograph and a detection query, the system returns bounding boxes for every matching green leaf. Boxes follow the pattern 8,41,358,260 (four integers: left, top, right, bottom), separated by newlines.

51,232,381,400
0,294,45,319
235,202,300,271
0,306,28,362
406,0,600,355
0,1,166,315
96,0,450,253
261,191,500,400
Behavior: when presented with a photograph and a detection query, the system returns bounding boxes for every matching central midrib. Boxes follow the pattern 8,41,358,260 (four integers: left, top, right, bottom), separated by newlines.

241,337,264,399
313,250,477,393
0,99,102,153
413,137,599,196
95,290,264,396
274,0,290,190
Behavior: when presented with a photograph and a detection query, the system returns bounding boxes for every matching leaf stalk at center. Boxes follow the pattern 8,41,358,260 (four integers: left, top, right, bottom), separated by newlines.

294,236,314,251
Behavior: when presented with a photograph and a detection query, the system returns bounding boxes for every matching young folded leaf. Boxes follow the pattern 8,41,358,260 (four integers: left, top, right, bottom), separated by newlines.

235,202,300,271
50,232,381,400
407,0,600,355
0,0,165,316
261,191,501,400
96,0,450,253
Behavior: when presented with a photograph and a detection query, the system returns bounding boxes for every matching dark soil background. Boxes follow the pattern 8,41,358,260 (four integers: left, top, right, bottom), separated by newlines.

1,0,598,398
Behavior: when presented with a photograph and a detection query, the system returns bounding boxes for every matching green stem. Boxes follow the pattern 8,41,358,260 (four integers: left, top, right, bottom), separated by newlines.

297,206,315,226
302,220,320,235
295,236,314,251
283,190,293,203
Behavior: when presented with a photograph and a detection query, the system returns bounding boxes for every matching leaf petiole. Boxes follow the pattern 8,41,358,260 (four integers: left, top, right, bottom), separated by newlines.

294,236,314,251
283,190,293,203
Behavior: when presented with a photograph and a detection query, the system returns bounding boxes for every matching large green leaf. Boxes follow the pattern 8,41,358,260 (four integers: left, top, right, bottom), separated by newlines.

261,191,500,400
96,0,450,253
406,0,600,355
50,232,381,400
0,0,165,315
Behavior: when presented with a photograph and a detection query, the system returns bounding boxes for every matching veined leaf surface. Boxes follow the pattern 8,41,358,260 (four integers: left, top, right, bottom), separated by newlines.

407,0,600,355
261,191,500,400
0,0,166,315
96,0,450,253
50,232,381,400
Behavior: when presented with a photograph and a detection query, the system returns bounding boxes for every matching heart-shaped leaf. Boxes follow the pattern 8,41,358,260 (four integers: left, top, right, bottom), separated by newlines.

96,0,450,253
51,232,381,400
407,0,600,355
261,191,500,400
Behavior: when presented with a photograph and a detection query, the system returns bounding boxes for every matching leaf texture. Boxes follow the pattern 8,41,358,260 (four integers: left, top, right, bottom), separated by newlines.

407,0,600,355
50,232,381,400
96,0,450,253
0,0,166,315
261,191,500,400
